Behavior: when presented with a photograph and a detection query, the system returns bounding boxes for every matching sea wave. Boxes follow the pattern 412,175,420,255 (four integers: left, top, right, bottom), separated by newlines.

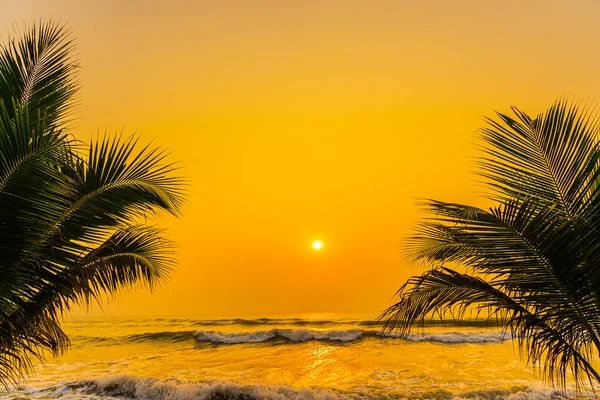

64,317,505,330
72,329,512,346
190,318,345,327
385,330,512,343
13,375,569,400
193,328,364,344
192,329,512,344
109,317,501,328
191,318,503,328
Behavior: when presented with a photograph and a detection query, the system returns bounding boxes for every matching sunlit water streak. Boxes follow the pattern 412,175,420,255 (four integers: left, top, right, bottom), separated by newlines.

2,315,594,399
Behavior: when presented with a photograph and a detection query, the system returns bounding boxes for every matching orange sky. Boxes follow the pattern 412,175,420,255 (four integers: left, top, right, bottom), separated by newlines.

3,1,600,317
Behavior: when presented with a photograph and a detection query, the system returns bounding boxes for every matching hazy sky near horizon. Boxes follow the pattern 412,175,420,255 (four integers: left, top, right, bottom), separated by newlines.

3,1,600,317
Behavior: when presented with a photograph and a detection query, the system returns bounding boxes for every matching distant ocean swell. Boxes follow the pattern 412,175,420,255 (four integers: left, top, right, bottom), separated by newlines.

68,317,504,328
162,317,504,328
21,374,566,400
74,329,512,345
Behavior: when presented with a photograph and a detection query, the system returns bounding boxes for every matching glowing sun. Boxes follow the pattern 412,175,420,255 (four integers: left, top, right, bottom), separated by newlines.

311,240,323,251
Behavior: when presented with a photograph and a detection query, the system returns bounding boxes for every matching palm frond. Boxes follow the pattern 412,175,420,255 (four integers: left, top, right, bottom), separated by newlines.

13,133,186,278
0,226,175,386
380,267,600,389
0,104,75,326
62,134,185,241
385,100,600,391
0,21,185,386
0,20,78,128
0,309,69,387
479,101,600,219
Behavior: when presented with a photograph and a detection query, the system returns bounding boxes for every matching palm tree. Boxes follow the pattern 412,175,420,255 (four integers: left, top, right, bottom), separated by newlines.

0,21,185,385
380,101,600,390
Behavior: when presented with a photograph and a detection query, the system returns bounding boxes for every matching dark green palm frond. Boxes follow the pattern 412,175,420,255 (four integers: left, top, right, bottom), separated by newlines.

84,133,185,213
0,226,174,385
380,267,600,389
0,104,75,316
0,21,185,387
0,307,69,386
406,198,600,355
407,198,563,282
382,102,600,386
0,20,78,127
74,225,175,298
385,100,600,390
5,226,174,325
0,132,184,385
478,101,600,219
0,104,73,246
56,134,185,244
16,133,186,275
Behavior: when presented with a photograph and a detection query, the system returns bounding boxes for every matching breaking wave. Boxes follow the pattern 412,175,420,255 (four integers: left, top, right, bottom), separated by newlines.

191,329,511,344
74,329,513,346
193,328,364,344
14,375,568,400
384,330,512,343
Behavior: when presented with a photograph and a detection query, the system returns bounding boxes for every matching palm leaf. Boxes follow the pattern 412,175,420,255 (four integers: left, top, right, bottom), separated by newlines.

479,101,600,218
0,21,185,386
380,267,600,389
0,20,78,128
0,226,175,386
384,100,600,391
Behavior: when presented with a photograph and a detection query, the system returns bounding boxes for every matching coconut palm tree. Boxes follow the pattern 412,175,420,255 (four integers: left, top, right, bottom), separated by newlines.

380,101,600,390
0,21,185,385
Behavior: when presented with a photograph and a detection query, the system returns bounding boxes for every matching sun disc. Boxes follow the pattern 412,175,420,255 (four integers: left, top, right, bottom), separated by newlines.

312,240,323,251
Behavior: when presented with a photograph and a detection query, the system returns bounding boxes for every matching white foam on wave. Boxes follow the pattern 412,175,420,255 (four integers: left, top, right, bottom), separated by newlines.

193,330,278,344
380,330,512,343
192,328,512,344
44,375,348,400
406,330,511,343
279,329,363,342
193,329,363,344
16,375,574,400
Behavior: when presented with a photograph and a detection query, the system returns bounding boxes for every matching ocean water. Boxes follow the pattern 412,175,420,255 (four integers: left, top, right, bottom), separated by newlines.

1,315,593,400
